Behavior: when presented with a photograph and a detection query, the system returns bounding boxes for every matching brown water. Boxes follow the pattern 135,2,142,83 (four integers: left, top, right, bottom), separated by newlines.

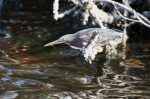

0,31,150,99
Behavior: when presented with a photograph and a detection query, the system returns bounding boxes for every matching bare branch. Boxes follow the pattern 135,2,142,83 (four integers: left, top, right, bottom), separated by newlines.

53,0,77,20
95,0,150,28
113,4,140,23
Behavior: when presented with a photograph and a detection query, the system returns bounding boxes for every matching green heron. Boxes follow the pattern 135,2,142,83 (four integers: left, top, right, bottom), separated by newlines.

45,28,123,52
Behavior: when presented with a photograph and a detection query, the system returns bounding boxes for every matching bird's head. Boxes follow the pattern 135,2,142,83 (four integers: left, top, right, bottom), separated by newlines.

45,34,76,47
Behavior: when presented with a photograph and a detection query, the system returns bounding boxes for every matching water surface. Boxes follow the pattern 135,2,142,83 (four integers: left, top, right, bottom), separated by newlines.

0,32,150,99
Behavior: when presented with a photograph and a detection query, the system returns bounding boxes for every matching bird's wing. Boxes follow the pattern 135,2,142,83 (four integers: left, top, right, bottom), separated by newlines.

76,28,123,45
94,32,122,47
77,29,97,42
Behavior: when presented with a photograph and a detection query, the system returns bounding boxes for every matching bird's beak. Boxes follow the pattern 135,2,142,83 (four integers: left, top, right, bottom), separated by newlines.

44,40,63,47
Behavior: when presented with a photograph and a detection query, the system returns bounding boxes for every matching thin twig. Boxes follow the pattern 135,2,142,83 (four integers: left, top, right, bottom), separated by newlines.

95,0,150,28
113,3,140,22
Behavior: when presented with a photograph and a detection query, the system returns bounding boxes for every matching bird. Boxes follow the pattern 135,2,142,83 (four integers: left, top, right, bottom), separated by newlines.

45,28,123,51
